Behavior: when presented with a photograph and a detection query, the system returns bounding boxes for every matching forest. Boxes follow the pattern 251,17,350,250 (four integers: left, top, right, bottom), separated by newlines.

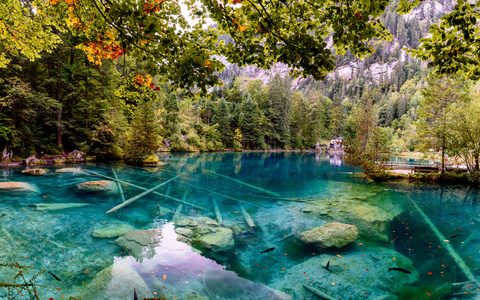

1,0,480,172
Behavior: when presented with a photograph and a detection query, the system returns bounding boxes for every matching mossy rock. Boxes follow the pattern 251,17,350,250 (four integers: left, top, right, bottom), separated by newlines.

52,158,66,165
65,150,86,164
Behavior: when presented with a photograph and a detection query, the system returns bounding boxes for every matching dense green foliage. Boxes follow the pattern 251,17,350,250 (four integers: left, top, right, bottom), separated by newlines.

3,0,480,176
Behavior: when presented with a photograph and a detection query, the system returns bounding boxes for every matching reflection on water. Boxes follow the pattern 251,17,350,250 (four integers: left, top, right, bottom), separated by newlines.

0,152,477,299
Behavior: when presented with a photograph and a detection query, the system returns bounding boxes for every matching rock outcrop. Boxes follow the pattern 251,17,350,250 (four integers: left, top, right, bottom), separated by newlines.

300,222,358,249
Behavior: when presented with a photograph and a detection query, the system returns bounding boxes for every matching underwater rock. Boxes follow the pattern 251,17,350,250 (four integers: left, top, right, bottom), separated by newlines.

200,227,234,253
35,203,89,211
55,167,87,174
175,227,193,238
271,245,418,300
77,262,153,300
21,168,47,176
92,224,136,239
76,180,118,193
0,182,39,193
300,222,358,248
303,197,403,241
175,217,234,253
115,229,162,261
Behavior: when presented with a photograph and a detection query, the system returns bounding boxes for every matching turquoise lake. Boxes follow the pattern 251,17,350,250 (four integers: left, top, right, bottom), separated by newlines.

0,152,479,299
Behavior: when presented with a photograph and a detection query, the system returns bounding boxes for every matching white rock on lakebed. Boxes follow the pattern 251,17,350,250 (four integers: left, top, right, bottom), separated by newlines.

0,182,39,193
21,168,47,176
55,167,87,175
300,222,358,248
76,180,118,193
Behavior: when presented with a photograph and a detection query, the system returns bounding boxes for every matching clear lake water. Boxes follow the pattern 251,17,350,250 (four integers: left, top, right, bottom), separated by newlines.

0,152,478,299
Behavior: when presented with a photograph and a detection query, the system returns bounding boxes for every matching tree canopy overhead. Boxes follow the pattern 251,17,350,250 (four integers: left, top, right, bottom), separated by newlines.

1,0,480,92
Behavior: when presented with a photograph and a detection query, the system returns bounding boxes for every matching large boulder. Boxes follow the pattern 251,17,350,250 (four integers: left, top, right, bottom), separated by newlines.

271,245,418,299
300,222,358,248
76,180,118,193
92,224,136,239
174,217,234,254
21,168,47,176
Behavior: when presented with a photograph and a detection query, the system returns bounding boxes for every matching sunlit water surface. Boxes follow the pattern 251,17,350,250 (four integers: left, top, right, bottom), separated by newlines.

0,152,478,299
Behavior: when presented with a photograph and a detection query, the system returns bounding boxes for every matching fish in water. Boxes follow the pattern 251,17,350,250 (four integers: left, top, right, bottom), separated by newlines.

388,268,411,274
47,271,61,281
260,247,275,254
450,212,458,215
450,234,461,239
325,260,330,270
134,288,138,300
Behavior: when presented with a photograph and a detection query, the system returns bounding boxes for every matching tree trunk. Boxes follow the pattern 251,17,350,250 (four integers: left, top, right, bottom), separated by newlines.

56,40,63,148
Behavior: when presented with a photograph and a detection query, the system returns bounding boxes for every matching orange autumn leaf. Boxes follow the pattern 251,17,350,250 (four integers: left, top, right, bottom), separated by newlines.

232,0,241,4
238,25,246,32
50,0,58,4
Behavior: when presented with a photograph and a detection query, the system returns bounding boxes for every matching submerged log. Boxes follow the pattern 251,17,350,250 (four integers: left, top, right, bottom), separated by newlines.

240,204,255,228
35,203,90,211
106,172,186,213
173,189,189,221
212,195,223,225
111,167,126,203
182,181,268,208
202,169,280,197
408,196,476,282
303,285,336,300
81,169,202,209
